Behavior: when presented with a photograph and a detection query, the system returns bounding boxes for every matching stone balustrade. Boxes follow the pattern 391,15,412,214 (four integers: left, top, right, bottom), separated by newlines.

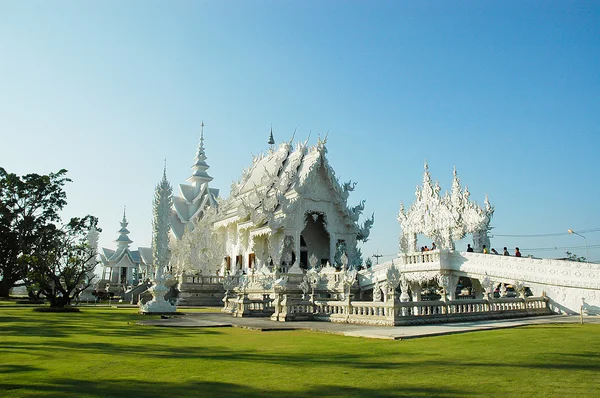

269,294,551,326
181,274,234,285
401,250,441,265
230,293,274,318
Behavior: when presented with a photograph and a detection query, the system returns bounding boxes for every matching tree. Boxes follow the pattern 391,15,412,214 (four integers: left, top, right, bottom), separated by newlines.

0,168,70,297
26,216,100,307
565,251,586,263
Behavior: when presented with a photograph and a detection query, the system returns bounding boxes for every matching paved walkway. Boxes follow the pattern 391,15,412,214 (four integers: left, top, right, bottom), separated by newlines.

137,312,600,340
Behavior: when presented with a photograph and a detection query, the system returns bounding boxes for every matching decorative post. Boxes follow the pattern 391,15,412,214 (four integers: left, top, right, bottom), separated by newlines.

141,165,177,314
386,267,401,323
399,277,410,302
307,268,319,303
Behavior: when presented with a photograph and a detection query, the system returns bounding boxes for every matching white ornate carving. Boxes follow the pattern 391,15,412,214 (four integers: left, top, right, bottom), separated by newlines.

141,168,177,314
398,163,494,252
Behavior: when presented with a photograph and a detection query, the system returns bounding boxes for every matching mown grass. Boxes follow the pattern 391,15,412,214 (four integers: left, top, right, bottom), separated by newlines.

1,306,599,397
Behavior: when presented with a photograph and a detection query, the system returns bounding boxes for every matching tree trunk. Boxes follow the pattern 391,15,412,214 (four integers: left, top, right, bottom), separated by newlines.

49,295,70,308
0,277,15,298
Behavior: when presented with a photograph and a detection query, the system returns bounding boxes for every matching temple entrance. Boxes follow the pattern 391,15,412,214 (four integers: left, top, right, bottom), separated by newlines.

301,212,330,268
120,267,127,283
455,277,475,299
300,236,308,269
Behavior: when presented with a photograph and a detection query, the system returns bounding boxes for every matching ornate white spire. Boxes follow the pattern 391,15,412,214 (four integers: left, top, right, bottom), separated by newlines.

115,206,133,248
187,121,214,184
171,123,220,239
268,125,275,146
153,162,173,279
141,164,177,315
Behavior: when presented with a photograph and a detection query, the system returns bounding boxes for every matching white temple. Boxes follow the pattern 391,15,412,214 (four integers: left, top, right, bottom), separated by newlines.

95,124,600,321
170,133,373,278
214,135,373,274
98,209,152,288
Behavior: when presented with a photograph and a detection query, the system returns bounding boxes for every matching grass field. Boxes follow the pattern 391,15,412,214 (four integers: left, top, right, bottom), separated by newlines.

1,306,599,397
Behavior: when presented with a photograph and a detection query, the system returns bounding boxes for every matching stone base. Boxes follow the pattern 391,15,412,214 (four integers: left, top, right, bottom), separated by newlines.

139,299,177,314
177,282,225,306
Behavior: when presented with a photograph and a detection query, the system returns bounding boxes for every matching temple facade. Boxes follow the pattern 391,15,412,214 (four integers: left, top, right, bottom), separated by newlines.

211,136,373,275
170,136,374,273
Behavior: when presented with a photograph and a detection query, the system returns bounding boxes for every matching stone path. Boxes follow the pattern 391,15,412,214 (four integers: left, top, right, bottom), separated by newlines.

137,312,600,340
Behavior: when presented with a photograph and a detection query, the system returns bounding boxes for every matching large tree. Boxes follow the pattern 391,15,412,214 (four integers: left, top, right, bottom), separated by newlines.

26,216,100,307
0,168,70,297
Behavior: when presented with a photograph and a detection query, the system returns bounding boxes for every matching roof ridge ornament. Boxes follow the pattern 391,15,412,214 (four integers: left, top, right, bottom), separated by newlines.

268,125,275,147
116,206,133,247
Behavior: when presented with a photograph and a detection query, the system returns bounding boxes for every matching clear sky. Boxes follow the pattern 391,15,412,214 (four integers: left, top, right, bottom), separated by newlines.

1,1,599,262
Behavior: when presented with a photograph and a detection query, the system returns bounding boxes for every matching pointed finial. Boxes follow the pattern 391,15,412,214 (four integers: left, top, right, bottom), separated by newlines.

453,165,457,176
123,205,126,219
163,158,168,179
268,125,275,146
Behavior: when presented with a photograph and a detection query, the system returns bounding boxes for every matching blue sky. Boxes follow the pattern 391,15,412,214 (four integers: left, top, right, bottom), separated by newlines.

1,1,599,262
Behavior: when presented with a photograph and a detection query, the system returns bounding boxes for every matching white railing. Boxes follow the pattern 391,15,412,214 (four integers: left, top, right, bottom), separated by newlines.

182,275,232,285
270,295,550,325
402,250,441,265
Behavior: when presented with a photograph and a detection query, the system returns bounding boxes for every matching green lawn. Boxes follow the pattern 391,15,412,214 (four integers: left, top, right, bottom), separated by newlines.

1,306,599,397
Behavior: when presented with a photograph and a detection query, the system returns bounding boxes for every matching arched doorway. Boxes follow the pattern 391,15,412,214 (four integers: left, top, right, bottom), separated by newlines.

301,212,331,268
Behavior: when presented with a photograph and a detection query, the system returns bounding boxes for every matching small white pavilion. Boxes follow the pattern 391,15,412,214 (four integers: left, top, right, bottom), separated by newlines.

98,209,152,287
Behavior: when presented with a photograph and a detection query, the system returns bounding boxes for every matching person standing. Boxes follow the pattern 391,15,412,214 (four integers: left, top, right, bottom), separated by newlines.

467,244,474,252
515,247,522,257
503,247,510,256
482,245,489,254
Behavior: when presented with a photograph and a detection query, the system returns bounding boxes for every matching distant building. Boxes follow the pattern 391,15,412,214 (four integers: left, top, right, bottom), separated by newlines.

98,210,152,289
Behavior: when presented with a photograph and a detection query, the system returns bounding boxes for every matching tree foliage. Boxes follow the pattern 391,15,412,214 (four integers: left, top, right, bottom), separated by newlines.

0,168,100,307
565,251,586,263
27,216,100,307
0,168,70,297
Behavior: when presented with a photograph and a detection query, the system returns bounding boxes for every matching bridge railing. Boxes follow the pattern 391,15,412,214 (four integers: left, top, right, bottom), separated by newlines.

401,250,441,265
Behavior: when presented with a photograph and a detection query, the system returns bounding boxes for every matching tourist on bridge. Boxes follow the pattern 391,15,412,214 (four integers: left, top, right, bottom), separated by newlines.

467,244,474,252
482,245,489,254
503,247,510,256
431,242,437,250
515,247,522,257
491,248,499,255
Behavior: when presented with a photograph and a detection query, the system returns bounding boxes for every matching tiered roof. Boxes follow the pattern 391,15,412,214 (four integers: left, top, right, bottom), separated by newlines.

214,134,374,241
171,123,220,239
99,208,149,268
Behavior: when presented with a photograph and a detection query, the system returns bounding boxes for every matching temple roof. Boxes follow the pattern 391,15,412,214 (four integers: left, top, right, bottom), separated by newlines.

215,136,372,239
171,124,219,239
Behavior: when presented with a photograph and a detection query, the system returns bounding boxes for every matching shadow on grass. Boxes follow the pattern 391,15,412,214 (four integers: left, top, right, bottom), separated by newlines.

0,379,463,398
0,364,42,374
